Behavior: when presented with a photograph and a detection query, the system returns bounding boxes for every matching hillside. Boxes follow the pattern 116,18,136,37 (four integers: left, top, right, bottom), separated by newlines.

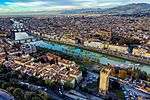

61,3,150,16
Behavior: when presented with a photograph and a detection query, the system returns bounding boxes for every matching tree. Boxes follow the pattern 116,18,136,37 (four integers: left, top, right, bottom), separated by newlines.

118,39,125,45
44,79,54,87
79,65,87,77
111,81,120,90
8,87,15,94
16,53,22,57
0,64,8,73
39,91,48,100
12,88,22,97
28,76,37,83
64,81,74,90
24,92,32,100
1,82,10,90
31,97,41,100
25,92,40,100
0,80,4,88
139,71,147,80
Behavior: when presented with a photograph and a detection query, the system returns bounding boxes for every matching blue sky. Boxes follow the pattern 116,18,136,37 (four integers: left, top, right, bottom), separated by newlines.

0,0,150,13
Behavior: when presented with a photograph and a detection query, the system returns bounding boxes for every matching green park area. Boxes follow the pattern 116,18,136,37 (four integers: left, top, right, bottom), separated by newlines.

115,89,125,100
85,82,99,89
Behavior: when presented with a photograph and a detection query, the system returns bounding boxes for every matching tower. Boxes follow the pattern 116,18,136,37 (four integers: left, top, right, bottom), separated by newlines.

99,67,111,95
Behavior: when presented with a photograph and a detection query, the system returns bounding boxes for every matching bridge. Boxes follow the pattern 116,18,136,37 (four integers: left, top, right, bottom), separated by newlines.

15,37,40,44
10,19,40,43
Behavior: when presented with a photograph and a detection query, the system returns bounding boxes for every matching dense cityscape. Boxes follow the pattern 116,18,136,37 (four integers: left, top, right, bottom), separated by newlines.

0,1,150,100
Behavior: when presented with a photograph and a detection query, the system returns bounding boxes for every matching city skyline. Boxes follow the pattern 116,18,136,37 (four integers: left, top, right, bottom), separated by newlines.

0,0,150,13
0,3,150,99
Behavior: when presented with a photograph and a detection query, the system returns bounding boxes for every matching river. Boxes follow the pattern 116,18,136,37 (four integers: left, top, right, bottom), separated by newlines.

15,32,150,74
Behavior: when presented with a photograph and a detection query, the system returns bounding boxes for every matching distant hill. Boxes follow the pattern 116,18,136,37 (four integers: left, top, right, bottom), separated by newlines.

103,3,150,15
60,8,103,14
61,3,150,16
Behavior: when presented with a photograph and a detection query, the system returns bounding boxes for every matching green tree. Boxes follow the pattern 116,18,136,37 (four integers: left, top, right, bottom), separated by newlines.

0,64,8,73
1,82,10,90
44,79,54,87
28,76,37,83
24,92,32,100
0,80,4,88
31,97,41,100
8,87,15,94
39,91,48,100
12,88,22,97
139,71,147,80
64,81,74,90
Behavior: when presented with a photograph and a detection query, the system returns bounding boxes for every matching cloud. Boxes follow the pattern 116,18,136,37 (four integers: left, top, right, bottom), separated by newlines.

0,0,150,13
43,6,79,10
5,1,47,7
96,2,123,8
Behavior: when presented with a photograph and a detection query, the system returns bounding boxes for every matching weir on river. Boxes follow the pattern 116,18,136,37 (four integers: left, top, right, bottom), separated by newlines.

14,31,150,74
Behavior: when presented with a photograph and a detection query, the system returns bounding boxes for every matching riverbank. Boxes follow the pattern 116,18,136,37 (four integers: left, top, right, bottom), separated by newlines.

36,46,107,70
36,45,150,99
43,38,150,66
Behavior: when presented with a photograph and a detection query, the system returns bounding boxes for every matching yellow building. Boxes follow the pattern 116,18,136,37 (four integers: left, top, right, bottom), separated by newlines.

107,45,128,53
84,41,104,49
133,48,149,57
119,70,127,80
99,67,111,95
144,52,150,58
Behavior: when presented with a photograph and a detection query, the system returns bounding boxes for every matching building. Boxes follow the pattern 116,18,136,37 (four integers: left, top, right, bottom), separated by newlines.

119,70,127,80
107,45,128,53
20,44,36,54
99,67,111,95
84,41,104,49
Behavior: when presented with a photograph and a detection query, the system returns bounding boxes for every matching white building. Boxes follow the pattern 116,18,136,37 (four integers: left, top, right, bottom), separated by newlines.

21,44,37,54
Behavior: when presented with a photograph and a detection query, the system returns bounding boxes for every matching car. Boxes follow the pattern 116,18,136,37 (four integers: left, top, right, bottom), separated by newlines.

37,86,41,89
126,98,130,100
93,76,96,79
129,92,133,96
44,89,47,91
28,85,31,88
58,88,61,91
89,81,92,84
131,97,134,100
125,95,129,98
41,87,45,90
123,91,127,94
25,83,29,85
20,82,24,84
122,87,125,91
133,92,138,97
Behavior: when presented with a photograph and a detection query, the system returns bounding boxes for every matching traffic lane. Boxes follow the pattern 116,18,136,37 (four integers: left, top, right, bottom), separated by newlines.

123,84,150,98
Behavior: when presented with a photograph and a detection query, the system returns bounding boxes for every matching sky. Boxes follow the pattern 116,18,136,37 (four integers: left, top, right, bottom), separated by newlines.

0,0,150,13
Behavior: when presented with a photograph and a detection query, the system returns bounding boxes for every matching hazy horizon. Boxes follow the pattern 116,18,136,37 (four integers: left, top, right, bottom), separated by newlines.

0,0,150,14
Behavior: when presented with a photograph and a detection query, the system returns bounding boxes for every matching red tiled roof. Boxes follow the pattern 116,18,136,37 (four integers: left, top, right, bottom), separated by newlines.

47,56,54,60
